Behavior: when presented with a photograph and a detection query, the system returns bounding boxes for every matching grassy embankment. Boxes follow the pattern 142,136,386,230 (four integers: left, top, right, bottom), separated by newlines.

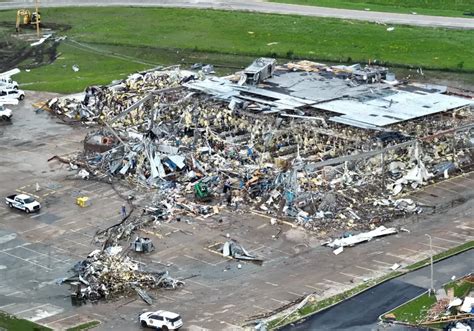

385,275,474,325
0,311,99,331
66,320,100,331
0,7,472,93
269,0,474,18
0,311,52,331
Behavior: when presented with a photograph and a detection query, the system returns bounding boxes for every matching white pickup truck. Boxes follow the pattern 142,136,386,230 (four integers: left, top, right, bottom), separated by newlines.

0,77,19,90
5,194,41,213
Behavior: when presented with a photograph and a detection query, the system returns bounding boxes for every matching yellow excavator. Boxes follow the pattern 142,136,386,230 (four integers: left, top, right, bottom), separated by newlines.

15,9,41,32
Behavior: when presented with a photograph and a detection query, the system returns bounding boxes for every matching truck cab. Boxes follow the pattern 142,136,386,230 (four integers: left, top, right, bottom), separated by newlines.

0,77,19,90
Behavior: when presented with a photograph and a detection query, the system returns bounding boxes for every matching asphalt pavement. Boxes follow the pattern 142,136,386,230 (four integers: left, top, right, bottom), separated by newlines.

283,249,474,330
0,0,473,29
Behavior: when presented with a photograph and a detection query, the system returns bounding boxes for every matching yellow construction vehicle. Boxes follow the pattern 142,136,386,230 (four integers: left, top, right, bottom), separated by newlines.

15,9,41,32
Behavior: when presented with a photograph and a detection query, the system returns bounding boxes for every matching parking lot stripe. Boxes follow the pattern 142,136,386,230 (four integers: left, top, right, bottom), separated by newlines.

157,294,176,302
184,254,216,266
304,284,323,291
0,302,17,309
385,253,417,262
187,279,214,289
420,242,449,250
447,231,473,240
19,245,64,262
400,247,419,253
15,303,49,315
448,181,473,190
324,278,346,286
263,245,292,256
30,212,46,219
265,281,279,287
48,245,83,258
0,243,31,252
253,305,271,312
372,259,393,266
45,314,79,326
70,228,94,238
417,197,434,205
219,320,242,328
249,245,266,253
67,239,90,247
20,224,48,234
271,298,290,304
355,265,376,272
78,182,100,191
435,186,461,195
1,251,52,270
339,272,366,280
433,236,463,245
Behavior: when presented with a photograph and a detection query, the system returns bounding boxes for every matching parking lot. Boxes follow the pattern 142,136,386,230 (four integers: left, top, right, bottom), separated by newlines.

0,92,473,330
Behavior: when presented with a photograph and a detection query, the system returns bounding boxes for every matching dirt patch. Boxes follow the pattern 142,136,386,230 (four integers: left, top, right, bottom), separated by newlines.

285,228,308,242
0,21,70,72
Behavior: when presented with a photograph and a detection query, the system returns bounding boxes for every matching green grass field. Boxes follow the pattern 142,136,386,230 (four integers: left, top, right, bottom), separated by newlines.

444,278,474,298
0,7,473,92
269,0,474,17
0,311,51,331
387,292,437,324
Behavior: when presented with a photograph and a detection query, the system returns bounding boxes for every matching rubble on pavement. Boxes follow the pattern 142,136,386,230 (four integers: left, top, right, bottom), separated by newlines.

59,247,183,303
45,59,474,237
323,225,398,250
220,239,262,262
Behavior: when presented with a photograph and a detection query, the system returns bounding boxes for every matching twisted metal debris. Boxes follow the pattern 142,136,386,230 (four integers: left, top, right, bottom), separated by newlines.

60,248,183,303
46,60,474,235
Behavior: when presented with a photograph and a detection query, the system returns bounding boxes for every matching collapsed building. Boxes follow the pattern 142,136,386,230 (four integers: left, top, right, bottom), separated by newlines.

47,59,474,235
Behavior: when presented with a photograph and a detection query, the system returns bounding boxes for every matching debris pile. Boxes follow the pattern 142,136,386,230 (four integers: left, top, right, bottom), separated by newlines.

323,225,398,249
220,239,262,261
60,247,183,303
46,60,474,234
47,67,192,122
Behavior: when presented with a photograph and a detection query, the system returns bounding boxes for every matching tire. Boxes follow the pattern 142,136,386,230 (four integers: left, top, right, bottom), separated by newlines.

8,203,13,208
25,208,30,214
2,115,10,121
161,326,169,331
19,94,25,101
140,320,148,328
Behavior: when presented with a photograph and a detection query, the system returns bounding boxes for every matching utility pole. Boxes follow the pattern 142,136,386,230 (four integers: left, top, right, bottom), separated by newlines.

425,234,434,295
35,0,41,38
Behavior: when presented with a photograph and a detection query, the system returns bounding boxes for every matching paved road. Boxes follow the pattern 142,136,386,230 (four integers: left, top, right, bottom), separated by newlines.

283,249,474,330
1,0,473,29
